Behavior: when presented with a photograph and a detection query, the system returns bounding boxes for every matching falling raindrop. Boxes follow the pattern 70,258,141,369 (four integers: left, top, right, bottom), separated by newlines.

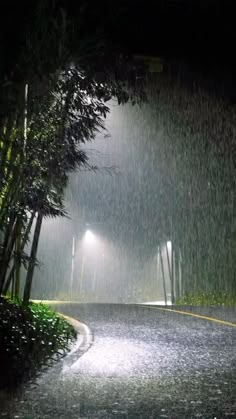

32,67,236,307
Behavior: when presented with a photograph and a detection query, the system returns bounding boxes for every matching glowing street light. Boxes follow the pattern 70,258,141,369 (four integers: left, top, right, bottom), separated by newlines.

70,223,106,300
84,229,96,244
167,240,172,250
70,229,96,298
80,229,100,296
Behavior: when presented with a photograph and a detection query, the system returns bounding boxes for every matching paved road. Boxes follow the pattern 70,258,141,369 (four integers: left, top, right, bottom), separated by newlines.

3,304,236,418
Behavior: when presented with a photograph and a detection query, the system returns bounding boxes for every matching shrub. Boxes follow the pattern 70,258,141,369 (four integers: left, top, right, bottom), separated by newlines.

0,297,76,390
176,292,236,307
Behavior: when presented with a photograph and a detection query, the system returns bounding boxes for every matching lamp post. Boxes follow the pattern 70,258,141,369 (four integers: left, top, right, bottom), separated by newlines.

156,239,175,306
69,219,107,300
166,240,175,305
158,245,167,306
80,228,102,297
79,229,96,296
70,235,75,298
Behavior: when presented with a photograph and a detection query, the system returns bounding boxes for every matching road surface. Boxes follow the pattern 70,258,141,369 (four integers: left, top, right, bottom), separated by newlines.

2,303,236,418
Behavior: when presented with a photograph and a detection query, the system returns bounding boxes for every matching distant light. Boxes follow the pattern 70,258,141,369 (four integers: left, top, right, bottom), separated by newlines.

167,240,172,249
84,230,96,244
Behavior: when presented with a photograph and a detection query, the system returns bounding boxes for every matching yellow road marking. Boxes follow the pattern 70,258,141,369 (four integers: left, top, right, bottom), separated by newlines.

145,306,236,328
33,300,236,328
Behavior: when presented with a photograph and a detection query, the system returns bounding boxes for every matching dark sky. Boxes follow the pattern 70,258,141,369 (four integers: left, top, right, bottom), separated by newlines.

1,0,235,79
67,0,236,82
80,1,235,60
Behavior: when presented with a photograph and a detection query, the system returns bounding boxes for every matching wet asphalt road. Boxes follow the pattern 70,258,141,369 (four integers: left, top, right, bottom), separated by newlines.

3,303,236,418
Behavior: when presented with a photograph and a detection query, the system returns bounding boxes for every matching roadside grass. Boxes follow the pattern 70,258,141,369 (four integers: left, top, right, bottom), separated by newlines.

176,292,236,307
0,297,76,390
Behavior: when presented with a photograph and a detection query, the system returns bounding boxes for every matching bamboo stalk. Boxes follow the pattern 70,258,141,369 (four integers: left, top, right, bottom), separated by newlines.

3,210,36,296
23,212,43,304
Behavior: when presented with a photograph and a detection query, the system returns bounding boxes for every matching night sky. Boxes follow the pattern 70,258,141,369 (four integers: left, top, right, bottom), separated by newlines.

73,1,236,68
67,0,236,97
2,1,236,70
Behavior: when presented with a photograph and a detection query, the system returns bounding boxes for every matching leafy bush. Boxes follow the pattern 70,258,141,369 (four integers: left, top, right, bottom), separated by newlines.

176,292,236,307
0,297,76,390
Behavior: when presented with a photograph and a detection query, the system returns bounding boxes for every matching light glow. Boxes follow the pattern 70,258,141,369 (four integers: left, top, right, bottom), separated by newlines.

84,229,96,244
167,240,172,249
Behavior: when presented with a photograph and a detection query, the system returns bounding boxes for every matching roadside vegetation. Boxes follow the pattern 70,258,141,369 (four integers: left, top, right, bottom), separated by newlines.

0,2,144,391
0,2,145,304
0,297,76,390
176,292,236,307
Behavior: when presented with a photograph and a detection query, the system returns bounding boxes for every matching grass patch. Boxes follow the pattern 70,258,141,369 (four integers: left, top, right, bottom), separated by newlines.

0,297,76,390
176,292,236,307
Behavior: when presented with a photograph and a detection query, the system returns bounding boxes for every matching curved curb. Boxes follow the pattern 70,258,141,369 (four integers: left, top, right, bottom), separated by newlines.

59,313,94,368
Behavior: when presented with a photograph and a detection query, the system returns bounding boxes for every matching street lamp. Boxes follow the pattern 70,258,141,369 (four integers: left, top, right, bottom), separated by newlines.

167,240,172,250
70,236,75,298
156,240,173,306
80,228,103,297
84,229,96,244
166,240,174,305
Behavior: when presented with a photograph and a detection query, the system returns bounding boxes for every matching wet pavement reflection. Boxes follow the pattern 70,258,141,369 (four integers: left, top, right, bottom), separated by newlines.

2,304,236,418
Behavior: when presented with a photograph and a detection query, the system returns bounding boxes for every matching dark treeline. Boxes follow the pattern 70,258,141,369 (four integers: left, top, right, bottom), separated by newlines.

0,0,145,303
149,61,236,301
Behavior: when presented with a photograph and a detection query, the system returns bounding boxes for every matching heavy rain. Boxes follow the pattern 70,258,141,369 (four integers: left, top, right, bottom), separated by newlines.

1,1,236,418
33,71,236,306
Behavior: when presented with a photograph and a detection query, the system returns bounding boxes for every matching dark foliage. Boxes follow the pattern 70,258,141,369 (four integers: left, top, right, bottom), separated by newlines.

0,297,76,390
